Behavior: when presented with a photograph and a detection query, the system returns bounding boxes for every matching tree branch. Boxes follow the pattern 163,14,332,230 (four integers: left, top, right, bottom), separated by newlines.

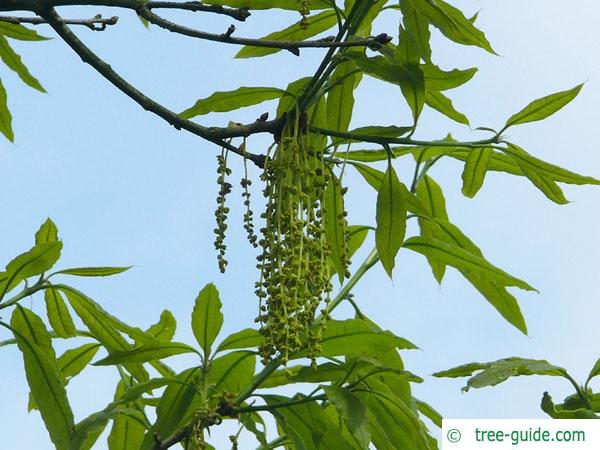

0,0,249,22
0,13,118,30
36,6,266,167
139,7,390,56
147,1,250,22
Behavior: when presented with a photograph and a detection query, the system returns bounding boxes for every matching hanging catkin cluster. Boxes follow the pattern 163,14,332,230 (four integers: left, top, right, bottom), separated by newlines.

255,116,333,365
298,0,311,29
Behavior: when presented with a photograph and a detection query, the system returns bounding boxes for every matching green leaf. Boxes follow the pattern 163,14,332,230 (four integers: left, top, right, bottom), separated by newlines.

406,0,495,53
0,36,45,92
0,240,62,297
45,288,77,338
71,378,177,450
216,328,262,353
433,362,489,378
356,382,432,450
179,87,286,119
401,3,432,63
208,350,256,393
0,22,48,41
140,368,201,450
94,342,197,365
431,218,527,333
415,399,442,428
415,175,447,283
347,225,370,259
346,52,425,123
191,283,223,356
504,84,583,130
35,218,59,245
503,145,568,204
326,61,359,133
586,359,600,385
325,172,348,283
0,77,13,142
403,236,536,291
107,382,147,450
236,11,337,59
58,343,101,379
376,162,407,277
332,126,412,146
263,394,357,449
9,308,74,450
59,286,154,344
421,64,477,91
259,362,347,389
352,162,385,190
146,310,177,342
434,357,569,392
461,147,492,197
61,287,149,382
425,90,469,124
345,148,412,163
294,319,416,359
323,386,371,449
55,266,132,277
541,392,599,419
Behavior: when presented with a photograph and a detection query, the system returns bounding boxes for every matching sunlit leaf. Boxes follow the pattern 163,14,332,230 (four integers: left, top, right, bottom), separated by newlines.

107,382,146,450
541,392,599,419
93,342,197,365
403,236,536,291
434,357,569,392
504,84,583,130
376,162,407,277
208,350,255,393
406,0,495,53
58,343,101,379
324,386,371,449
415,399,442,428
325,172,348,282
45,288,77,338
61,287,149,382
236,11,337,58
179,87,286,119
327,61,359,133
0,240,62,297
421,64,477,91
263,394,357,449
425,90,469,124
0,77,13,142
0,36,45,92
0,22,48,41
191,283,223,356
216,328,262,353
416,175,447,283
146,310,177,343
55,266,132,277
9,308,74,450
294,319,416,359
461,147,492,197
35,218,59,245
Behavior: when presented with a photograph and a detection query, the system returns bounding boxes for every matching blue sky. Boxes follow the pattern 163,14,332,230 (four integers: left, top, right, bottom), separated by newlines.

1,1,600,448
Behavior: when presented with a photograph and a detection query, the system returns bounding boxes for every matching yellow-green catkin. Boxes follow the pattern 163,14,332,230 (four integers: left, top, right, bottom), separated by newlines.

298,0,311,29
255,115,332,365
214,148,232,273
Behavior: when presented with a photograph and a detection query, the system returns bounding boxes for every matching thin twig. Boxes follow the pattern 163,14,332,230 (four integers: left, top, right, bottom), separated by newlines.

147,1,250,21
0,13,117,30
139,7,390,56
37,6,266,167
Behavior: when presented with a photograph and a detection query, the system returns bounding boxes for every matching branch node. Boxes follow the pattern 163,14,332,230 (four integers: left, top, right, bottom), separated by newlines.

221,24,235,38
